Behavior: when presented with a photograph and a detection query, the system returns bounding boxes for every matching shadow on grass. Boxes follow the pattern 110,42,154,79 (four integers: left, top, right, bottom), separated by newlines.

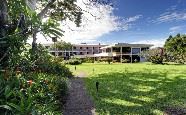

84,70,186,114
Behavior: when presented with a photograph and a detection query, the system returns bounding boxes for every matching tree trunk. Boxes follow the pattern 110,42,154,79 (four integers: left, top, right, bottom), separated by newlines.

0,0,8,67
31,29,37,60
0,0,8,37
31,0,56,51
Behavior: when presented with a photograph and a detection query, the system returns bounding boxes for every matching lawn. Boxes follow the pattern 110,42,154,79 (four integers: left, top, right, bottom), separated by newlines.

68,63,186,115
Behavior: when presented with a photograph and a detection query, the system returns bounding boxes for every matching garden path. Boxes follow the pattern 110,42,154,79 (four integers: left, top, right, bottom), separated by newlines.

63,72,96,115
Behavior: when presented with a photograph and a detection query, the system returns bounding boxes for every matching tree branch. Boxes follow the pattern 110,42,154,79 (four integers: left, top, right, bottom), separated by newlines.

37,0,57,19
0,49,9,62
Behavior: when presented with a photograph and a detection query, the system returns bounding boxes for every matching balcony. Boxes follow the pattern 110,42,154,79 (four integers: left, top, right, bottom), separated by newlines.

112,52,131,55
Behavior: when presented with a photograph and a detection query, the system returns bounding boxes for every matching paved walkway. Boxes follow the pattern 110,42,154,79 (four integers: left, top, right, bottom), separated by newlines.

63,72,96,115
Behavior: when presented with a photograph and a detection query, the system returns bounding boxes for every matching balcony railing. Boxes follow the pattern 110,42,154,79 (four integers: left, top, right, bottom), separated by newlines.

112,52,131,55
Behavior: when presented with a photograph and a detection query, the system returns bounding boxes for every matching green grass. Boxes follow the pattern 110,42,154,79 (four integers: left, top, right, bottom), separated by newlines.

68,63,186,115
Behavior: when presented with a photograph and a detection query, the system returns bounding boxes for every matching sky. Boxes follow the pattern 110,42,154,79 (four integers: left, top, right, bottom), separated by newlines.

35,0,186,47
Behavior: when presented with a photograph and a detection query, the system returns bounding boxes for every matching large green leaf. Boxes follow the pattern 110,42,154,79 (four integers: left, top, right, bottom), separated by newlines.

0,105,13,111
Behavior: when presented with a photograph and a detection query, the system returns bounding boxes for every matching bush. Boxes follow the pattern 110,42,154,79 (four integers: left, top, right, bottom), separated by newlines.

99,57,112,64
149,55,163,64
15,44,72,78
35,61,73,77
0,44,72,114
122,59,129,63
0,72,69,114
68,58,82,65
83,57,94,63
53,57,64,63
141,48,165,64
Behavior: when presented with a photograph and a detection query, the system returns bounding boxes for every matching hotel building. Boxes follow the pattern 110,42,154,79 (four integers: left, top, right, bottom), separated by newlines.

43,43,153,62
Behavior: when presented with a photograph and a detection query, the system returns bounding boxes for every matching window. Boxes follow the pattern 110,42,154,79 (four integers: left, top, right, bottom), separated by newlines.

132,48,140,54
106,48,111,53
93,47,94,49
80,47,82,49
113,47,120,52
86,47,89,49
87,52,89,54
58,52,62,56
122,47,131,53
80,52,83,55
74,52,77,55
66,52,69,56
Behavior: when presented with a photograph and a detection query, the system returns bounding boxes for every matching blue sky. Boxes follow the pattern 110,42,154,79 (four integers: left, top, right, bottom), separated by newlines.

36,0,186,47
95,0,186,46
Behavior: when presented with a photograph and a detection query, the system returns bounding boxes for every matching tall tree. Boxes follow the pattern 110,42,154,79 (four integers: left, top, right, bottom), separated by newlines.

0,0,112,66
51,40,73,51
164,34,186,64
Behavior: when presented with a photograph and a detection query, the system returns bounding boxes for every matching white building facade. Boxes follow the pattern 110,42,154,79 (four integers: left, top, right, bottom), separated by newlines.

43,43,153,62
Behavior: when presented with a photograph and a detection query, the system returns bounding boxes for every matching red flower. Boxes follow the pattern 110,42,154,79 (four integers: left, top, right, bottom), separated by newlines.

44,80,48,84
27,80,33,86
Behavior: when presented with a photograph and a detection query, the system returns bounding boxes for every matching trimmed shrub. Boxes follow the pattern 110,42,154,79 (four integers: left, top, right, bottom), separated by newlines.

83,57,94,63
68,58,82,65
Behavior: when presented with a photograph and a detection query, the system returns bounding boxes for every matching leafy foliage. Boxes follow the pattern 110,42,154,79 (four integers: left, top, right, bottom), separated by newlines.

122,59,130,63
149,55,163,64
141,48,164,64
51,40,73,51
83,57,95,63
0,0,83,66
0,72,69,114
164,34,186,64
99,57,112,64
0,43,72,114
68,58,82,65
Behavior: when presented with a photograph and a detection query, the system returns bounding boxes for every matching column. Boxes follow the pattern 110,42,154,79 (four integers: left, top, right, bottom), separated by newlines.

139,47,141,62
120,47,122,63
98,46,99,54
131,47,132,63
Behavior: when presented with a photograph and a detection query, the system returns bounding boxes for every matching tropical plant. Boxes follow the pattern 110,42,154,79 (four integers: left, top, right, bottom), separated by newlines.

0,0,81,67
164,34,186,64
0,0,112,67
0,71,70,114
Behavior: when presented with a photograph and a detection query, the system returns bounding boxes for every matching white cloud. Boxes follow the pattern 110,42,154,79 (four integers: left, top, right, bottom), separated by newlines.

160,12,186,22
126,15,142,23
169,26,183,34
131,38,166,48
30,0,142,44
61,1,142,44
153,11,186,23
151,3,186,23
